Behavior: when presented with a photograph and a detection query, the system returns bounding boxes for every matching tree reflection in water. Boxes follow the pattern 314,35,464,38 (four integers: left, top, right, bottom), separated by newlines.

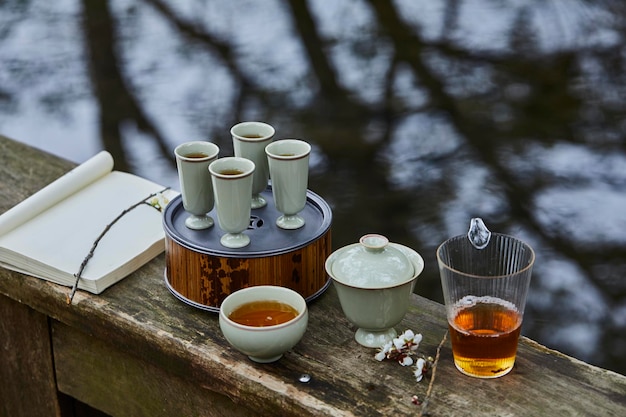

1,0,626,375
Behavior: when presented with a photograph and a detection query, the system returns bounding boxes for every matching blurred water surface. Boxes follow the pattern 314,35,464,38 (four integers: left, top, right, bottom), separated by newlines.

2,0,626,375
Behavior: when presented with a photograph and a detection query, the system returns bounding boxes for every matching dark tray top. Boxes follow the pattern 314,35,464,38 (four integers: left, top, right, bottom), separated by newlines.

163,186,332,257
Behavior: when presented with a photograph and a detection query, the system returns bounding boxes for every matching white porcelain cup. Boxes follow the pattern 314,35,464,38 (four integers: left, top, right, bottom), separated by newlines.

265,139,311,230
219,285,309,363
231,122,275,209
209,157,255,248
174,141,220,230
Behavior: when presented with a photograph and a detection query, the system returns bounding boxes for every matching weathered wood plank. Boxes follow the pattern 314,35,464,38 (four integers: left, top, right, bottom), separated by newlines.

0,136,73,213
0,295,62,417
53,320,260,417
1,135,626,416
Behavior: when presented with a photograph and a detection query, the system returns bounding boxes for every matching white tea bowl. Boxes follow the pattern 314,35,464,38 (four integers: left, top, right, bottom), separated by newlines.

219,285,308,363
325,234,424,348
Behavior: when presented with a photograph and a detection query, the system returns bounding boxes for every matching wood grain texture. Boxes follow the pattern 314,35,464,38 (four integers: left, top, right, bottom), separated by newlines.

1,135,626,417
165,231,331,308
0,295,62,417
53,320,260,417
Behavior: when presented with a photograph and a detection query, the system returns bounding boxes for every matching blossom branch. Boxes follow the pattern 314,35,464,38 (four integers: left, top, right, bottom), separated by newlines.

419,330,448,416
66,187,170,305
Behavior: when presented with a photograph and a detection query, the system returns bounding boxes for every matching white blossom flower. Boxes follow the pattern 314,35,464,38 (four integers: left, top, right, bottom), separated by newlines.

409,333,423,352
147,192,170,212
399,330,422,352
400,355,414,367
374,329,429,382
414,358,426,382
375,341,393,361
401,329,415,340
393,336,407,351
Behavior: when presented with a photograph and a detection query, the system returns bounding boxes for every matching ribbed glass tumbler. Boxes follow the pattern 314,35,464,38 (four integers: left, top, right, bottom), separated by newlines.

437,233,535,378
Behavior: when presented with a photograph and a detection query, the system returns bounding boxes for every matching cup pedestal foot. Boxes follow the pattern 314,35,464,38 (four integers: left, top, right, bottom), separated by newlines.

220,232,250,248
185,214,214,230
251,194,267,209
276,214,305,230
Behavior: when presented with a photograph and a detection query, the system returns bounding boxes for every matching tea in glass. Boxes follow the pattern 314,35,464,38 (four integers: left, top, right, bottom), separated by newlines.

448,296,522,377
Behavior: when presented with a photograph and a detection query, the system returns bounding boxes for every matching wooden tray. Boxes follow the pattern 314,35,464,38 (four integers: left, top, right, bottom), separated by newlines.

162,187,332,312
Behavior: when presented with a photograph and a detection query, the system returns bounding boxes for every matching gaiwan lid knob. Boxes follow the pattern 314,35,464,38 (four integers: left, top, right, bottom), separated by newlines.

329,234,414,288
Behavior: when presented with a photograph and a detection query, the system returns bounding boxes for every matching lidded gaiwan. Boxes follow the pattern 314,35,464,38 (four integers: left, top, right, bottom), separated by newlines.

325,234,424,347
329,234,414,289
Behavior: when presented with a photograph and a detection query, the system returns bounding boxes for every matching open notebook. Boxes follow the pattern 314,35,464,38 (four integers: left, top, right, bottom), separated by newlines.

0,151,176,294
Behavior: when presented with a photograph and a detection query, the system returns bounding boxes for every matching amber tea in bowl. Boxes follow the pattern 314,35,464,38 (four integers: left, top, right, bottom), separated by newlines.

219,286,308,363
228,300,299,327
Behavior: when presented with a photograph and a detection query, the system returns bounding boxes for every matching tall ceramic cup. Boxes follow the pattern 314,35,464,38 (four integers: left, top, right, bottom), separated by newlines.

231,122,275,209
174,141,220,230
437,233,535,378
265,139,310,230
209,157,255,248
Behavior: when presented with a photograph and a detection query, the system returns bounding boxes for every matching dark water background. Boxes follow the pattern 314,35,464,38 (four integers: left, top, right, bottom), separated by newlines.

2,0,625,375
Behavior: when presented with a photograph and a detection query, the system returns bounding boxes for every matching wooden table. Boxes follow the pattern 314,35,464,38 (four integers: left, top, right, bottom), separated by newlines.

1,135,625,417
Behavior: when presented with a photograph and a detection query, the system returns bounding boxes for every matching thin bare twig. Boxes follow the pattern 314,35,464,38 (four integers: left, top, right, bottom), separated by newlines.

419,331,448,416
66,187,170,304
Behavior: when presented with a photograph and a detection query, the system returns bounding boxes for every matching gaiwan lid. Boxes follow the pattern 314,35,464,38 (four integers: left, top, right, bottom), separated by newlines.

326,234,414,289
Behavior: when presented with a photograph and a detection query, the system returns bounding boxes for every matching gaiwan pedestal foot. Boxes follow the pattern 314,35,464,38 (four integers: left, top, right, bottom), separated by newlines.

355,327,397,348
248,354,283,363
